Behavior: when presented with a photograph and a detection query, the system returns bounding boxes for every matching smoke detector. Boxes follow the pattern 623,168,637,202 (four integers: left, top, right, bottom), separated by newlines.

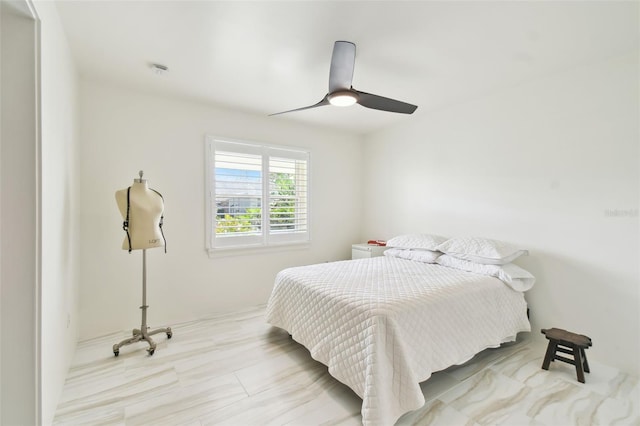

151,63,168,75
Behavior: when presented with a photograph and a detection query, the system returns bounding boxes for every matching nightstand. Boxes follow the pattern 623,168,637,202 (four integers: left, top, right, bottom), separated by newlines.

352,243,388,260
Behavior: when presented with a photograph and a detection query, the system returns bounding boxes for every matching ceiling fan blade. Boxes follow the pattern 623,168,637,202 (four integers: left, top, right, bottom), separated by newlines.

328,41,356,93
354,90,418,114
269,96,330,116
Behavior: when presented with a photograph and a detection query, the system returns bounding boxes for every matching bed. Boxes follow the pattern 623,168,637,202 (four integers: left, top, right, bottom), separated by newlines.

266,244,533,425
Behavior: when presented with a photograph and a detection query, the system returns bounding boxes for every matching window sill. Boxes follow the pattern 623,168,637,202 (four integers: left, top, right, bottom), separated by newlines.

206,241,310,258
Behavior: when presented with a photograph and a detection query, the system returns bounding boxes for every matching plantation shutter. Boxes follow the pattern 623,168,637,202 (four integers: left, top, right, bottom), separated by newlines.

212,141,264,247
208,139,310,249
268,148,309,244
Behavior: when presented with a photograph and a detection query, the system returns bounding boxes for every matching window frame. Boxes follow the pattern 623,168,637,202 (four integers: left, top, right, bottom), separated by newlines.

205,135,311,254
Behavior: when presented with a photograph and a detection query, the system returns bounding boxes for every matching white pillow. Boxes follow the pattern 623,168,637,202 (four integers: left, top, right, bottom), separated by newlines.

384,248,441,263
436,237,528,265
386,233,447,251
436,254,535,291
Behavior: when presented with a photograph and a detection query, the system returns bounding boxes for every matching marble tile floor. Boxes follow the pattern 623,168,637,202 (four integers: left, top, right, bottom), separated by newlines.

54,305,639,425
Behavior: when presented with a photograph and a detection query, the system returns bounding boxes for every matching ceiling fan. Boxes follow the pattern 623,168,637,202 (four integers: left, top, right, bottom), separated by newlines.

270,41,418,116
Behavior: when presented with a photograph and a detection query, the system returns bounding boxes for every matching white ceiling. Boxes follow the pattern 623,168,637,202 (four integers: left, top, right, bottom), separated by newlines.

55,1,638,135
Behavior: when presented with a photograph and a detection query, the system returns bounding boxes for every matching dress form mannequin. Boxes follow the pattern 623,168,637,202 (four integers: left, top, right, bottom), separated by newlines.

113,171,171,356
115,177,165,251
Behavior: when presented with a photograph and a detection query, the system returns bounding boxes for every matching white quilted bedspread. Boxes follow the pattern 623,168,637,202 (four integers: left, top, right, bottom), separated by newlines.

266,256,530,425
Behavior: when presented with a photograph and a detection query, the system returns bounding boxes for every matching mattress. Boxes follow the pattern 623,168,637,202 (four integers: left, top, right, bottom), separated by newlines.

266,256,530,425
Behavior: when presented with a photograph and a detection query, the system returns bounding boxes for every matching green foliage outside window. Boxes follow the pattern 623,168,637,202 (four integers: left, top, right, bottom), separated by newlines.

215,208,260,234
269,173,296,230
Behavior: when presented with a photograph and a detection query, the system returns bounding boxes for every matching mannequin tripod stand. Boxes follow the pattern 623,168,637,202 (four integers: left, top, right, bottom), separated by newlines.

113,249,172,356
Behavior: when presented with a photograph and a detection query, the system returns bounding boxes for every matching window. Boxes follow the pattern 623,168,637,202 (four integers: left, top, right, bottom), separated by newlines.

205,136,310,251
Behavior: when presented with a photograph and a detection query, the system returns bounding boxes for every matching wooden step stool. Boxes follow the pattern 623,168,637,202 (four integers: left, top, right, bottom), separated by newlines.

541,328,592,383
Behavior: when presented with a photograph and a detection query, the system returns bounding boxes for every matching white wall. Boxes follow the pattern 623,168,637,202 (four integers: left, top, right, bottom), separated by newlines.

362,51,639,375
34,0,80,423
1,3,3,418
78,80,363,339
0,1,39,423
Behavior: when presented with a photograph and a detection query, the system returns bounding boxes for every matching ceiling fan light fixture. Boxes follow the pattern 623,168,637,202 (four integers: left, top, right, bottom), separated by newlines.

328,91,358,107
